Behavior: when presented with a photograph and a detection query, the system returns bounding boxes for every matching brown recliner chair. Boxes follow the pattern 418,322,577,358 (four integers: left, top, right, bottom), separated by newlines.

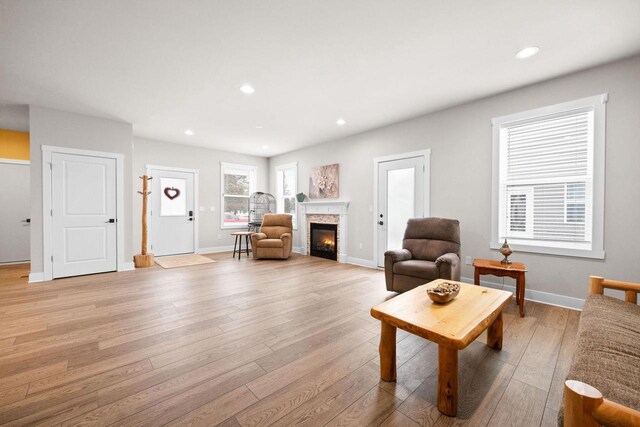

384,217,461,293
251,214,293,260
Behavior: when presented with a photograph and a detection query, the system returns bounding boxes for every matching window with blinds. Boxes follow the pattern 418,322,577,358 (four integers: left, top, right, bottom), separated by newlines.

491,94,606,259
275,162,297,228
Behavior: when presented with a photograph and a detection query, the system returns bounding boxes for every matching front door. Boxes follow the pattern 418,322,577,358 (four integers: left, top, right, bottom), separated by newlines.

377,155,426,267
149,167,195,256
0,161,30,263
51,153,117,278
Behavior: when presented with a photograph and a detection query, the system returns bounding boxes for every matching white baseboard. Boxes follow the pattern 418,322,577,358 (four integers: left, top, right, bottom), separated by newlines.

346,256,377,269
197,245,235,254
118,262,135,272
0,260,30,266
28,272,44,283
460,276,584,311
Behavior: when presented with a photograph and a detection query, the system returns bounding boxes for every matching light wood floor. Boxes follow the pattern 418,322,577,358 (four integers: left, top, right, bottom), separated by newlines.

0,254,577,426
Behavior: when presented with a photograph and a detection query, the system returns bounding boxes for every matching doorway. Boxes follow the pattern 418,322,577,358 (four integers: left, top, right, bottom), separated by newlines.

147,166,198,257
0,159,30,264
374,150,430,267
42,146,126,281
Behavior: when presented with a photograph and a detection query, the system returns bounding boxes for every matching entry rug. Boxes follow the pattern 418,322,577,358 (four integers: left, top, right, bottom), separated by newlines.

155,254,216,269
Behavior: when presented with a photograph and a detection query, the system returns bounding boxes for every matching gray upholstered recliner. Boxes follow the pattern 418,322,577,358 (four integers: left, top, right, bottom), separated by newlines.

384,217,461,293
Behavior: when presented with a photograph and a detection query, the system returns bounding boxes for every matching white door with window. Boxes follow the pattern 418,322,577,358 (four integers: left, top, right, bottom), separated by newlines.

149,167,196,256
51,153,117,278
0,161,30,263
376,155,427,267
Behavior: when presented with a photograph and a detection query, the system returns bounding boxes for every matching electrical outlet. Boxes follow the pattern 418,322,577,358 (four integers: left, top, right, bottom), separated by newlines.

210,206,215,211
465,256,472,265
359,243,363,249
217,234,222,240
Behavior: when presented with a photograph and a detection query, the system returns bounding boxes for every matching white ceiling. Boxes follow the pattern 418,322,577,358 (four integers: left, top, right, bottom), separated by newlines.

1,1,640,157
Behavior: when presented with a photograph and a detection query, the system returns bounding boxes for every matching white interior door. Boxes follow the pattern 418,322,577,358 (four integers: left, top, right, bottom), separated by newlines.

149,168,195,256
52,153,117,278
0,161,30,263
377,156,426,267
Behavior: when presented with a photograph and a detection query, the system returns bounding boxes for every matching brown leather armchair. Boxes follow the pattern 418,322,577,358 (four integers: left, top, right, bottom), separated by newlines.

251,214,293,260
384,217,461,292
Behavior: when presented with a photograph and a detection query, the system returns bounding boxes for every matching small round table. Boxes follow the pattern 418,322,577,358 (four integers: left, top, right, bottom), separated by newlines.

231,232,252,259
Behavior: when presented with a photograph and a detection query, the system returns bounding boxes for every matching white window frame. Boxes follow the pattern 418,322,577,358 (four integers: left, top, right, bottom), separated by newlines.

275,162,298,229
220,162,257,229
491,94,607,259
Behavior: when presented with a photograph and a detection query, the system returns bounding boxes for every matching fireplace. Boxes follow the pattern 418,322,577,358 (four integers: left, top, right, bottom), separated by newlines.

310,223,338,260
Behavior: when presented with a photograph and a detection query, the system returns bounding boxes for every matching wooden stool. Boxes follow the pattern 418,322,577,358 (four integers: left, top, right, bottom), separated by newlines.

231,232,252,259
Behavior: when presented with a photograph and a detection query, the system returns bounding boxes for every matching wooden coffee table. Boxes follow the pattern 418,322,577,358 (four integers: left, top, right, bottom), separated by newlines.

370,279,512,417
473,259,527,317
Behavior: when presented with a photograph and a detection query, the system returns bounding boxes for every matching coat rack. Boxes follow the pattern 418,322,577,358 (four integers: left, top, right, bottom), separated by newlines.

134,175,154,268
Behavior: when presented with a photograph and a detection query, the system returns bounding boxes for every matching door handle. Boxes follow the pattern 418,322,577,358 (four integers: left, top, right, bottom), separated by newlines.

189,210,194,217
188,217,194,221
378,221,384,225
22,218,31,223
106,218,116,223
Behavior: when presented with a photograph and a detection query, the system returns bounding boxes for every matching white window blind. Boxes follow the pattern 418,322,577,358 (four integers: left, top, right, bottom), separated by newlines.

491,94,606,259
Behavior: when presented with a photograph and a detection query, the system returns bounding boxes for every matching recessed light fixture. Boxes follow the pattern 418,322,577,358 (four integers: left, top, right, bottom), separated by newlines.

240,84,255,94
255,125,263,129
262,145,269,150
515,46,540,59
336,118,346,126
184,129,194,136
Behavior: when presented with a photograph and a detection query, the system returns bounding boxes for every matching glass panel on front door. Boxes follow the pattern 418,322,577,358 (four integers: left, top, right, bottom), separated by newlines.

386,167,415,251
160,177,187,216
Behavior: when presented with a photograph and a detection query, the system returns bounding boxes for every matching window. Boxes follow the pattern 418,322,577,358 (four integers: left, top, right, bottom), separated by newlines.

491,94,606,259
275,162,297,228
221,162,257,228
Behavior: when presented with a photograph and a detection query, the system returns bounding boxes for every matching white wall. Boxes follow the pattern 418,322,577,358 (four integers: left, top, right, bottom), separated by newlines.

132,137,269,253
29,106,134,274
0,104,29,131
269,55,640,304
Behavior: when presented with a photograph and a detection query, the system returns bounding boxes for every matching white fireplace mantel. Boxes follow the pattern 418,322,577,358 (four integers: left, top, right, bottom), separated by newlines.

299,201,349,262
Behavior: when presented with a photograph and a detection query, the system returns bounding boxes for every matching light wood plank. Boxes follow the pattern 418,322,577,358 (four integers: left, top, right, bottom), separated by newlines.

165,386,258,427
487,379,547,426
512,325,564,391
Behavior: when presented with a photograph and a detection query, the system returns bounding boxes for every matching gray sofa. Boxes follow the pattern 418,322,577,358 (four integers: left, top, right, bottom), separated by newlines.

384,217,460,293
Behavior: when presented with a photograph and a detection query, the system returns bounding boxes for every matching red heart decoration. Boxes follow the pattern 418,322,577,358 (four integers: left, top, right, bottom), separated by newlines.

164,187,180,200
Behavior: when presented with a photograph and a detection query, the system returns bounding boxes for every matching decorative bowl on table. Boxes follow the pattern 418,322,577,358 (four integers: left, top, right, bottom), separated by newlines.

426,282,460,304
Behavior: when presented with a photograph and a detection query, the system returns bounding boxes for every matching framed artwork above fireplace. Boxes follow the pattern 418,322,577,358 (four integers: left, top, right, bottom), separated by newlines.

309,163,339,199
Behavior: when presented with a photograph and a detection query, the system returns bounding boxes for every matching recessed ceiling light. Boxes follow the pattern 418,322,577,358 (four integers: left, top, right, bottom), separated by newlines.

336,118,346,126
255,125,263,129
262,145,269,149
184,129,194,136
240,84,255,94
515,46,540,59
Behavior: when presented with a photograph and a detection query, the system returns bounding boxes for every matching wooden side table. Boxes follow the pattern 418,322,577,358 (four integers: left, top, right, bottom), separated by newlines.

473,259,527,317
231,232,252,259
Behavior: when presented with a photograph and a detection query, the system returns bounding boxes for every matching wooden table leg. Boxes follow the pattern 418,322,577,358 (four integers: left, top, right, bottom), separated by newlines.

487,311,503,350
437,345,458,416
379,321,396,382
233,235,238,258
518,273,525,317
474,267,480,285
245,235,250,256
